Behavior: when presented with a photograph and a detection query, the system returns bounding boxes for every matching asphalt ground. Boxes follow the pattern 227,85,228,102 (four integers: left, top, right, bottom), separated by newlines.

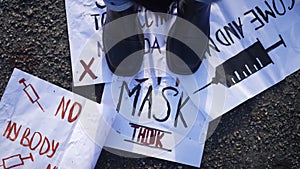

0,1,299,168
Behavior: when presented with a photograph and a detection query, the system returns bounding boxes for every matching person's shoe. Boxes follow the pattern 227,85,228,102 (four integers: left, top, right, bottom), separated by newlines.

131,0,174,13
166,0,211,75
103,6,144,76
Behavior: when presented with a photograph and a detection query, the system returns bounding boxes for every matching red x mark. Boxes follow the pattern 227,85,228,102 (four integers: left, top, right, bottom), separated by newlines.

79,57,98,81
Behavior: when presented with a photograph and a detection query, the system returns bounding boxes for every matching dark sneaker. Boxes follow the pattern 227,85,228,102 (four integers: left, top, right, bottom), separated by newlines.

166,0,211,75
131,0,174,13
103,5,144,76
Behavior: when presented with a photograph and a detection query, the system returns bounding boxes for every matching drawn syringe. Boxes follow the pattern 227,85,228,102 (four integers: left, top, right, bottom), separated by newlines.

19,78,45,112
0,153,34,169
194,35,286,94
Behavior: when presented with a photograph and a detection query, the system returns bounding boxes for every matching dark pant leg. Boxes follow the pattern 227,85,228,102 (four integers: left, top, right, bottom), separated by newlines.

103,5,145,76
166,0,211,74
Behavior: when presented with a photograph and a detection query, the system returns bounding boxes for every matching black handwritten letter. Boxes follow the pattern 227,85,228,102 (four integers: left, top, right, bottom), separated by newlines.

288,0,295,10
117,81,141,116
244,9,265,30
174,92,189,128
153,87,178,122
91,14,100,30
138,86,153,118
216,29,231,46
255,1,276,23
151,37,161,54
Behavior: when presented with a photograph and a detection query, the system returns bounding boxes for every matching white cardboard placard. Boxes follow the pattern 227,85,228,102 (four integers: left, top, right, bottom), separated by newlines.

65,0,300,119
65,0,300,167
0,69,115,169
101,74,210,167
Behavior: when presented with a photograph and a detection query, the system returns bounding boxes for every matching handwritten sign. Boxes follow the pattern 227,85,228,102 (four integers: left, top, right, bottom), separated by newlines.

65,0,177,85
0,69,116,169
65,0,300,115
205,0,300,118
65,0,300,167
101,74,209,167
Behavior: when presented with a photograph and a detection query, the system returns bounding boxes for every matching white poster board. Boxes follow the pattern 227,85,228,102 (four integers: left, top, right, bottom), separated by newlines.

65,0,300,167
102,75,210,167
206,0,300,118
0,69,115,169
65,0,300,118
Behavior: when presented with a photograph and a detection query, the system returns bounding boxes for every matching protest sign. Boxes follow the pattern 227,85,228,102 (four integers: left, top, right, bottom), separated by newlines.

102,74,209,167
65,0,300,167
65,0,176,85
0,69,115,169
65,0,300,119
205,0,300,118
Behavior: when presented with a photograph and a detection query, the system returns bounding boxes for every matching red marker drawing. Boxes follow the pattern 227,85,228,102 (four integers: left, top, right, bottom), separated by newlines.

19,78,45,112
0,153,34,169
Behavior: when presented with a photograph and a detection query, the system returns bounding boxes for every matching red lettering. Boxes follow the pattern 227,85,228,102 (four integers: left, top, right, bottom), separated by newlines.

20,128,31,146
137,127,147,143
55,97,82,123
3,121,59,159
79,58,98,81
29,132,42,151
68,102,82,123
55,96,71,119
141,129,157,146
155,131,164,148
148,129,156,145
3,121,22,141
46,164,58,169
40,137,51,156
127,123,171,151
47,141,60,158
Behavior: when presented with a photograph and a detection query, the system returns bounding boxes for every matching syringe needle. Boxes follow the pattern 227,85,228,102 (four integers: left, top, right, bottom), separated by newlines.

36,101,45,112
193,82,212,94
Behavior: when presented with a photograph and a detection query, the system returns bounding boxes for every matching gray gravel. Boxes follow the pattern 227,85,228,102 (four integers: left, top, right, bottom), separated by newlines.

0,0,299,169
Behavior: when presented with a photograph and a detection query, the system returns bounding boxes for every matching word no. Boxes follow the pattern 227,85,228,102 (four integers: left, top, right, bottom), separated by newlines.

55,96,82,123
